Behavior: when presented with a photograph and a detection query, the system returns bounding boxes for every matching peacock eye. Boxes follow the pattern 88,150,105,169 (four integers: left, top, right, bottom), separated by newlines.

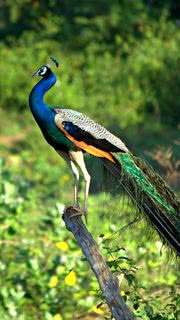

40,67,47,75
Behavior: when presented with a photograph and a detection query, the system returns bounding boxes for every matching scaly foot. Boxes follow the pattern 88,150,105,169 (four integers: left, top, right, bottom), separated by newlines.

71,206,88,224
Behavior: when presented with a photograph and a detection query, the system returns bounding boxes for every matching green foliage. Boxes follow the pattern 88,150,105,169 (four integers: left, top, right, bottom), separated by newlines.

0,1,180,129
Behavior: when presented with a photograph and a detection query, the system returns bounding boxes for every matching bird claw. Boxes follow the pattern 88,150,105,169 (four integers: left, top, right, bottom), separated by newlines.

71,206,88,224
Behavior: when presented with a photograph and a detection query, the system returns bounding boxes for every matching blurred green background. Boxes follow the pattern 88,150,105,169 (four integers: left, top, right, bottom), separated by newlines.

0,1,179,319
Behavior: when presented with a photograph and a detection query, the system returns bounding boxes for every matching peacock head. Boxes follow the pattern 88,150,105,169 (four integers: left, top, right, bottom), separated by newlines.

32,65,52,78
32,56,59,78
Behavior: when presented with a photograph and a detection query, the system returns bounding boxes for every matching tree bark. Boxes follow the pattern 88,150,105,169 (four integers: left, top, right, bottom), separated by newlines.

63,206,134,320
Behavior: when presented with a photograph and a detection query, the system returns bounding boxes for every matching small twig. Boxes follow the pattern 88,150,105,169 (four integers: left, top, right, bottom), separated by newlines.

113,217,141,236
63,206,134,320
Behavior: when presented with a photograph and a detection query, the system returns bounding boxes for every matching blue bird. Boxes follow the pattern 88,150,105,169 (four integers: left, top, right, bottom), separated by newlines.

29,58,180,255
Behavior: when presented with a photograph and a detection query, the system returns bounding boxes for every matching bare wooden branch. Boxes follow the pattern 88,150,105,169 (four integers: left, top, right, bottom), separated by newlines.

63,206,134,320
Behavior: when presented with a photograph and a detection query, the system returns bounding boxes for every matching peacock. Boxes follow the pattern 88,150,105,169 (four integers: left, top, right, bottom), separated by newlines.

29,57,180,255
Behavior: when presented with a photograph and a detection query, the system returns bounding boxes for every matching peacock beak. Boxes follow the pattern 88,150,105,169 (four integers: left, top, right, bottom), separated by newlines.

32,70,39,78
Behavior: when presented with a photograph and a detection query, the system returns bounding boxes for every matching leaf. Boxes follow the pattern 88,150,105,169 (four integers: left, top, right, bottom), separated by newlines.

124,274,136,286
144,305,154,318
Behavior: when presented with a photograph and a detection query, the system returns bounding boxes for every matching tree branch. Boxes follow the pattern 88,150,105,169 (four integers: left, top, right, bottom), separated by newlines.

63,206,134,320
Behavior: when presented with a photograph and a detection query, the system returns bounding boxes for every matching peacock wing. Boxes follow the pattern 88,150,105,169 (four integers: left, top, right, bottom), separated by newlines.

54,108,128,155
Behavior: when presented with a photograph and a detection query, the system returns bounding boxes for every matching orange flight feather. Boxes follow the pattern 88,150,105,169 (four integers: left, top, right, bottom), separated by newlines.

59,124,116,163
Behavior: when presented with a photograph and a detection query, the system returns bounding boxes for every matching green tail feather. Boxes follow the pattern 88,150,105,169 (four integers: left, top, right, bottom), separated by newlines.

103,152,180,255
117,153,175,214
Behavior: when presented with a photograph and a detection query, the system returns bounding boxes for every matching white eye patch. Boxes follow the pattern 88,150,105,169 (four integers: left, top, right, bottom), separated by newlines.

39,67,47,75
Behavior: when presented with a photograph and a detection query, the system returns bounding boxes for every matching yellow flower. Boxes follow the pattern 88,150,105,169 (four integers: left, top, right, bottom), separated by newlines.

65,271,76,286
92,306,104,315
120,290,125,296
103,233,112,239
48,275,58,288
56,241,69,251
53,314,62,320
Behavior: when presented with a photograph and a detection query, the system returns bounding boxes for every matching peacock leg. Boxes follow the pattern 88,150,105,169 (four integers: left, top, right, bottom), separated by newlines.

69,150,91,222
56,150,80,207
70,160,80,207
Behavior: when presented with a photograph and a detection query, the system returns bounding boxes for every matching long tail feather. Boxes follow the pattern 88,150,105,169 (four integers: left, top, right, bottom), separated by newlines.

102,153,180,255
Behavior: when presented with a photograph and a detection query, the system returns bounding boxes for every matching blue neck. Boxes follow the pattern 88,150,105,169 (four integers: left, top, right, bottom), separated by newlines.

29,72,57,122
29,70,74,151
